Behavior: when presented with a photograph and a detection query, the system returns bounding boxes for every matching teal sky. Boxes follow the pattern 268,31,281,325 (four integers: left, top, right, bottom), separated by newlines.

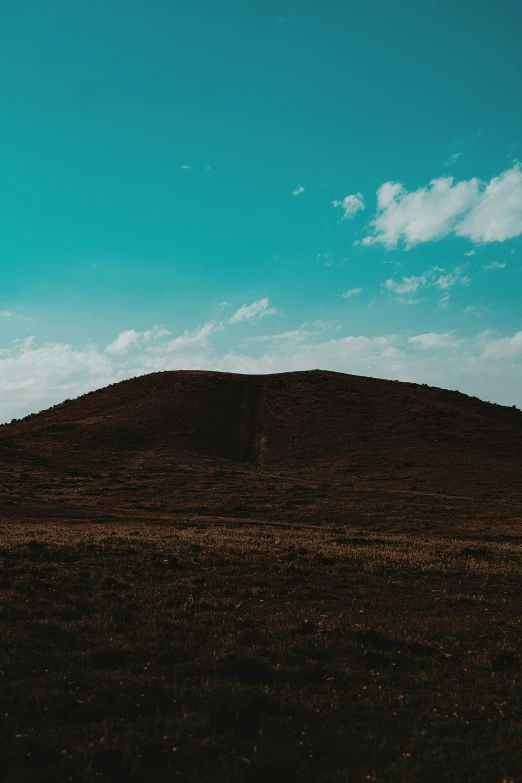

1,0,522,420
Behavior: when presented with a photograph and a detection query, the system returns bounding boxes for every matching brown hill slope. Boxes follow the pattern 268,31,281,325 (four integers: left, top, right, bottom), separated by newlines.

1,370,521,534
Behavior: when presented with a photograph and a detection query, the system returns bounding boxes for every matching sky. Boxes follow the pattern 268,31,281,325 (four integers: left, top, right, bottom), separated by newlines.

1,0,522,421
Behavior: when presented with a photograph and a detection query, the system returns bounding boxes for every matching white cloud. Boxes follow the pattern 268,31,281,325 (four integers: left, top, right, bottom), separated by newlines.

293,186,305,196
333,192,365,220
456,165,522,243
317,252,334,267
444,152,461,167
384,274,428,295
148,326,170,338
464,305,488,317
228,298,277,324
106,325,170,355
464,250,476,257
481,331,522,360
3,318,522,421
299,320,339,332
437,292,450,309
365,177,479,248
396,297,425,306
384,265,469,304
362,163,522,248
435,267,470,289
12,336,36,351
376,182,403,211
106,329,140,354
342,288,363,298
181,165,192,170
243,321,338,347
0,340,114,420
152,322,216,354
408,332,462,350
242,329,311,346
0,309,35,323
482,261,506,272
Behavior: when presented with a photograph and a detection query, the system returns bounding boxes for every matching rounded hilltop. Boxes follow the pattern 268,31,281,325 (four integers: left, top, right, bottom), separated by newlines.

1,369,521,534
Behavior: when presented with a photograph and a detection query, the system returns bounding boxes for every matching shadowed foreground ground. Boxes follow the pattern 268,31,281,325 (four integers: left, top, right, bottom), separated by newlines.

1,522,521,782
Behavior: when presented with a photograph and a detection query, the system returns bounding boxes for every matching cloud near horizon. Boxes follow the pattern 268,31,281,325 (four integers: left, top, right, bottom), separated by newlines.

106,325,170,354
2,310,522,423
407,332,463,350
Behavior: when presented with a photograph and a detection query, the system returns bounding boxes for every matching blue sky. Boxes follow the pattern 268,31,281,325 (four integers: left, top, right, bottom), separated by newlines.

1,0,522,420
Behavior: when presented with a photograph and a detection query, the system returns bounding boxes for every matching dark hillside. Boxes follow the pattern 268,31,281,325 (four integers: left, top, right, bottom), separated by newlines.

1,370,521,534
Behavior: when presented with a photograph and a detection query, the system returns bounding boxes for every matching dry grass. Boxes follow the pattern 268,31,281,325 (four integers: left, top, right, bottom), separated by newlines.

1,522,521,782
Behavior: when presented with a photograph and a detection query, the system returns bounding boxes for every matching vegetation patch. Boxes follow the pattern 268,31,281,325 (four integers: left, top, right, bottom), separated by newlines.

0,523,521,782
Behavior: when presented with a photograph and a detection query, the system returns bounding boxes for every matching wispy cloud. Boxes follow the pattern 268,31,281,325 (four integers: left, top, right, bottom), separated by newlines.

299,320,339,333
0,309,36,324
317,252,333,267
464,250,476,257
436,267,471,289
292,186,305,197
438,291,451,309
444,152,461,167
481,261,506,272
3,318,522,421
106,325,170,355
152,322,217,354
106,330,140,354
464,304,488,317
342,288,363,298
384,275,428,296
481,331,522,360
408,332,463,349
181,165,192,170
361,163,522,248
228,298,278,324
396,297,425,306
383,265,470,305
507,142,522,161
242,329,311,346
333,193,365,220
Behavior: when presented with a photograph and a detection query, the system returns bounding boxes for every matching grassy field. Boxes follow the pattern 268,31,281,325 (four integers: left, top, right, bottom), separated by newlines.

0,522,521,782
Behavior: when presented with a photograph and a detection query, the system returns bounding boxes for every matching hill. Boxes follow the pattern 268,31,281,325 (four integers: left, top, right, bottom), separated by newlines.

1,369,521,534
2,371,522,782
